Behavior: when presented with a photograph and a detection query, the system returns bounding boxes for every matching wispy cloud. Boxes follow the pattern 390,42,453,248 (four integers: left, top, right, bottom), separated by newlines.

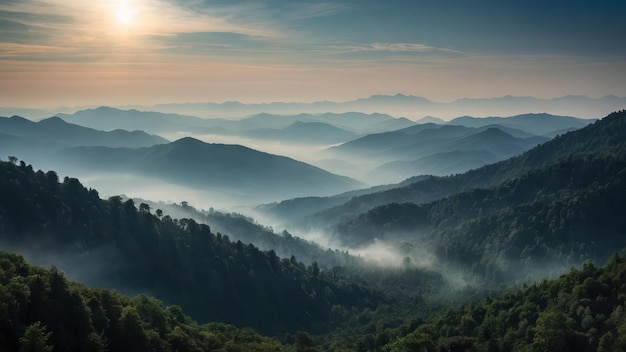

332,42,463,55
0,0,284,62
284,2,352,20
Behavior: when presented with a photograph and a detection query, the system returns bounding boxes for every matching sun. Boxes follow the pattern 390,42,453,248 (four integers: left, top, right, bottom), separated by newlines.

115,2,136,25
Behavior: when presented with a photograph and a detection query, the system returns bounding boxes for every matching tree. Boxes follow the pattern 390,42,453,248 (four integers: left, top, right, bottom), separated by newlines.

532,310,569,351
8,156,18,164
19,322,53,352
118,306,148,352
383,332,435,352
139,203,151,214
295,331,317,352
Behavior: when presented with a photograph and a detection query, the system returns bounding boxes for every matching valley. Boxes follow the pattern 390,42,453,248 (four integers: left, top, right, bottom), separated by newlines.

1,102,625,351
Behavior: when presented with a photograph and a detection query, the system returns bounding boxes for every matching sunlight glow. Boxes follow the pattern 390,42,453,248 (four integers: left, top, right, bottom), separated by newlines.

115,2,136,25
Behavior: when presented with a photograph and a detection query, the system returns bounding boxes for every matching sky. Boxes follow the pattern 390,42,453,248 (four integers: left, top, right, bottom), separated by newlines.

0,0,625,108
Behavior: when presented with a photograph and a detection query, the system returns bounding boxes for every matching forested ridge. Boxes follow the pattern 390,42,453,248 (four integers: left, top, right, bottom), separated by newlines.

299,110,623,231
334,110,626,282
4,251,626,351
0,251,287,351
0,159,380,335
382,255,626,351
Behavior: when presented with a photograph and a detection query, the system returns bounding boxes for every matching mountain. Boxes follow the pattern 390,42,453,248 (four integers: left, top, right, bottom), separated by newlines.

293,111,623,234
57,108,414,142
0,251,285,351
416,115,446,124
244,121,357,144
383,254,626,351
0,160,380,335
56,106,231,135
448,113,593,135
328,123,544,160
330,110,626,281
366,149,501,182
325,123,548,184
258,176,429,225
242,111,408,134
138,94,624,120
135,199,359,268
48,137,364,201
325,123,443,156
6,95,623,121
0,115,168,148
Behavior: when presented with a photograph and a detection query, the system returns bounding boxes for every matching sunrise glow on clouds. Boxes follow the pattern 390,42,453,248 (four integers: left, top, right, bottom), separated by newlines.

0,0,625,108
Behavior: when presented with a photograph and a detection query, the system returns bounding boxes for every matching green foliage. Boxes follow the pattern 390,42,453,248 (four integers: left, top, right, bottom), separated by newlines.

384,254,626,352
0,251,286,352
0,159,380,335
19,322,53,352
334,110,626,284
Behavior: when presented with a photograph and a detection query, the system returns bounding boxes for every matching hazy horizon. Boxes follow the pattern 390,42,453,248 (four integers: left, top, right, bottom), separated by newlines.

1,0,625,108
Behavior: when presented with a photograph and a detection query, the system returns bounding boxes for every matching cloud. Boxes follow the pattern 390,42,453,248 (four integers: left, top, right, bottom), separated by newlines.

283,2,352,20
0,0,284,63
331,42,463,55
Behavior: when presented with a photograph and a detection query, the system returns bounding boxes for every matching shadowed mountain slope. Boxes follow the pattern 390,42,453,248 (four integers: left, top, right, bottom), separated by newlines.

0,115,168,148
50,137,364,201
293,111,623,231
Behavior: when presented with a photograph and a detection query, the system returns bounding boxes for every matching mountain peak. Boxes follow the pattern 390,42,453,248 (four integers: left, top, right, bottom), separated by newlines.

38,116,68,125
174,136,203,145
8,115,31,122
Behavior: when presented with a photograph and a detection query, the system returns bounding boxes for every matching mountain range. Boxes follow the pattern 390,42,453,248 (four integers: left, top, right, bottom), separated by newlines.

265,111,623,243
111,94,626,119
3,94,621,122
0,115,167,148
322,113,589,183
55,107,415,145
1,108,626,351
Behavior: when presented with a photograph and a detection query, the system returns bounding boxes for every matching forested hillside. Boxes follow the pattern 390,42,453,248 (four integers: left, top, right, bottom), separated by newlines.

382,255,626,352
333,110,626,282
297,110,625,232
0,251,287,352
0,159,379,335
137,199,358,267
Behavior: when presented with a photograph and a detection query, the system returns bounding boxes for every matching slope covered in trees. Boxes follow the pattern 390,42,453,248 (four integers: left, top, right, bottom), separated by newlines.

0,251,287,352
137,199,358,268
382,255,626,352
295,110,623,232
0,159,379,335
332,111,626,282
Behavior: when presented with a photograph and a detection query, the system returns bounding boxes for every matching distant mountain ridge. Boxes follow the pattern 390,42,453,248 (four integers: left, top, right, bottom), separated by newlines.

280,111,623,232
49,137,364,201
0,115,169,164
0,115,167,148
243,121,357,144
56,107,414,143
447,113,592,135
4,94,620,121
325,121,552,184
137,94,625,119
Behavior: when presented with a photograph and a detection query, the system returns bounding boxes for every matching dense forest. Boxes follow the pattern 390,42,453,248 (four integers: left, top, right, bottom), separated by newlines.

0,159,382,335
3,250,626,351
382,255,626,352
0,251,288,351
297,110,625,232
333,110,626,282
